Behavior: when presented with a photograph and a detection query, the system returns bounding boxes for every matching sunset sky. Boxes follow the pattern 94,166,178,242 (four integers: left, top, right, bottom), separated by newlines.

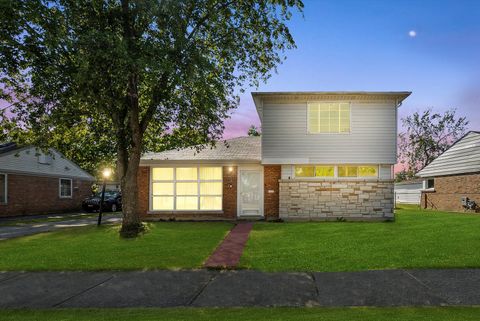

223,0,480,138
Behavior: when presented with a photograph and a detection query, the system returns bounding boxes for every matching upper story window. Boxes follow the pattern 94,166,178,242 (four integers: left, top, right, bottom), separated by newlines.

0,173,6,204
59,178,72,198
308,102,350,134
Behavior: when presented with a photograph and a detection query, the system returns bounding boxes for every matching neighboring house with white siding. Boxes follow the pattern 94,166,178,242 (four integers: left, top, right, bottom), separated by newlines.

136,91,411,221
417,131,480,213
0,143,95,217
394,180,422,205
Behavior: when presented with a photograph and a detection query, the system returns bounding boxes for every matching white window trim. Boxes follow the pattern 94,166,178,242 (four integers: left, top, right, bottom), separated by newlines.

150,166,223,212
293,165,379,179
59,178,73,199
0,173,7,204
306,101,352,135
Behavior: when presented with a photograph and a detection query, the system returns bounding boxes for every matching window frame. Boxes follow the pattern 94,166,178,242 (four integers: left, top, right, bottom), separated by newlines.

307,101,352,135
150,166,223,212
0,173,7,204
293,165,379,179
59,178,73,199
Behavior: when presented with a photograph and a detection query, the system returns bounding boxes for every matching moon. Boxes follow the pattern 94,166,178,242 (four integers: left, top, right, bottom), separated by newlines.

409,30,417,37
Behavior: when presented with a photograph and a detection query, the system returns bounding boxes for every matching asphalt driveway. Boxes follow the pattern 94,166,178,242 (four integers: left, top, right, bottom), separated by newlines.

0,213,122,240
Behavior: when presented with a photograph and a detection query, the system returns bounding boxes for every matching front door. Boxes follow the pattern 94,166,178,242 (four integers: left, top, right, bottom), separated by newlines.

238,168,263,217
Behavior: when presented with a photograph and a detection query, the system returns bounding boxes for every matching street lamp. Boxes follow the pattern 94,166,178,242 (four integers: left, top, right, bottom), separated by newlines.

97,168,112,226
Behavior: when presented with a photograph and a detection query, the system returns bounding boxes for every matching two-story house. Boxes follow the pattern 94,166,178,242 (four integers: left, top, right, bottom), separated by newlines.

137,91,411,221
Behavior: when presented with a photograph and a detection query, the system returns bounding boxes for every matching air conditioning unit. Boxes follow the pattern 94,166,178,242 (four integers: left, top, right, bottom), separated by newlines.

461,197,477,210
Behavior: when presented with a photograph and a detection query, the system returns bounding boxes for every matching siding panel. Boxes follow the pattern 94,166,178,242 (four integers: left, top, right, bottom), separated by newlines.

262,102,397,164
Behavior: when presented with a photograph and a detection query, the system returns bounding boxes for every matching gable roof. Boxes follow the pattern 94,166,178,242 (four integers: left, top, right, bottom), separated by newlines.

417,131,480,178
252,91,411,120
141,136,261,163
0,142,20,155
0,146,95,181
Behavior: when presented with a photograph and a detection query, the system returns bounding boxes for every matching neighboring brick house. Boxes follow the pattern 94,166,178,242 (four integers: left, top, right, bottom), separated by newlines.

138,91,410,221
417,131,480,213
0,143,95,217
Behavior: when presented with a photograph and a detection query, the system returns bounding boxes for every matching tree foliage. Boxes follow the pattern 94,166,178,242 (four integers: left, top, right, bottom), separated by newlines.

398,108,469,176
0,0,302,236
247,125,261,136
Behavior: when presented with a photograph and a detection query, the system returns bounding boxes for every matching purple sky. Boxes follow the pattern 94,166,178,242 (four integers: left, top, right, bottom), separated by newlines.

223,0,480,138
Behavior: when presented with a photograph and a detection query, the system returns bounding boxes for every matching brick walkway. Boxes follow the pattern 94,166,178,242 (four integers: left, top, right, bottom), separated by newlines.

204,222,253,269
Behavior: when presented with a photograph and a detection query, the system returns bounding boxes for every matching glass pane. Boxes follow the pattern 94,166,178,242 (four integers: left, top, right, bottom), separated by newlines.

152,196,174,210
176,182,198,195
338,166,358,177
339,104,350,133
295,166,314,177
176,196,198,210
308,104,320,133
200,182,222,195
176,167,197,180
200,196,222,210
199,167,222,180
152,168,173,181
152,182,174,195
61,179,71,196
315,166,335,177
359,166,378,177
0,174,5,203
347,166,358,177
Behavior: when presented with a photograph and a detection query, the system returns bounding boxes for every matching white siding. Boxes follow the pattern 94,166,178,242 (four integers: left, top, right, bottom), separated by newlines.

394,183,422,204
261,101,397,164
0,147,94,180
417,131,480,177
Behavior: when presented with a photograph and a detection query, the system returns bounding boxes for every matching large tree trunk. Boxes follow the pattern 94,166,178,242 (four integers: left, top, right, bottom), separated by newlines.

119,151,144,238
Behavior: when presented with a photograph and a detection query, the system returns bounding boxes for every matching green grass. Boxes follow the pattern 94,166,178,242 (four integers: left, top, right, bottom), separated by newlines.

0,222,232,270
240,206,480,272
1,307,480,321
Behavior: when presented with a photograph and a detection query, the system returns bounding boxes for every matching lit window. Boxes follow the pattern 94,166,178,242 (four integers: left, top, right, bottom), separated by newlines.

151,167,222,211
338,166,358,177
315,166,335,177
152,168,173,181
358,166,378,177
59,178,72,198
295,166,314,177
0,174,6,204
308,102,350,133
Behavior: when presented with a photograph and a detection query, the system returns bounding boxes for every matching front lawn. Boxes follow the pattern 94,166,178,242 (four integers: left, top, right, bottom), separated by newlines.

2,307,480,321
240,207,480,272
0,222,232,270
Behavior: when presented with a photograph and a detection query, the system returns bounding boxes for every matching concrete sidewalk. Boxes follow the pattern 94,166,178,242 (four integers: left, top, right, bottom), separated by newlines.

1,269,479,308
0,214,122,240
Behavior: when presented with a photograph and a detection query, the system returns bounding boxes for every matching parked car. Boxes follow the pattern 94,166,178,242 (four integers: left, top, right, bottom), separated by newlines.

82,191,122,213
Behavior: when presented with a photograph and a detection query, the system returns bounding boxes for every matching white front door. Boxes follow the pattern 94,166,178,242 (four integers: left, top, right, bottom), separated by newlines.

238,168,263,217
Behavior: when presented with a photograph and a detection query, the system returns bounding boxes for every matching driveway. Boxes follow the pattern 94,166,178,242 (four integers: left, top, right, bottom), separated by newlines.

0,213,122,240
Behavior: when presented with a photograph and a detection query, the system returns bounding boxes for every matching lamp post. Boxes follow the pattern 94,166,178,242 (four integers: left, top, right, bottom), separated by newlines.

97,168,112,226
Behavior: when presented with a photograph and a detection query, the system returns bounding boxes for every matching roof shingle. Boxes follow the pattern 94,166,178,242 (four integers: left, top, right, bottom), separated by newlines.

141,136,261,162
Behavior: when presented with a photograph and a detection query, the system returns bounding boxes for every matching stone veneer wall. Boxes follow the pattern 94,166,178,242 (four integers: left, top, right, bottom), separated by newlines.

279,179,394,220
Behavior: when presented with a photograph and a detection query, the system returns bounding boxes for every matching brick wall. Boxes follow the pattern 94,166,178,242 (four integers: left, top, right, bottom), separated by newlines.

421,173,480,212
137,166,150,218
264,165,280,219
222,166,237,218
279,179,394,221
139,165,238,220
0,173,92,217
